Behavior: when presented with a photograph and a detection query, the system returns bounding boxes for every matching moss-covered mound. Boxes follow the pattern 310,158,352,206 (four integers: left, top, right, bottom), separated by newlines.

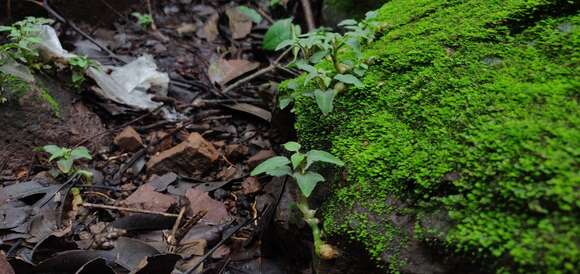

291,0,579,272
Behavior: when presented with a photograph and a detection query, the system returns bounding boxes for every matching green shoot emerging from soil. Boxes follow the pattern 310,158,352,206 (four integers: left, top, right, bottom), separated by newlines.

68,55,96,88
40,145,93,180
251,142,344,259
132,12,154,29
267,12,379,114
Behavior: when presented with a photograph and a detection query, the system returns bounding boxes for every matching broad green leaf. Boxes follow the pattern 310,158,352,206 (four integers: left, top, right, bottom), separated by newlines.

71,147,92,160
43,145,67,161
275,39,294,51
293,171,324,197
251,156,290,176
283,141,301,152
338,19,357,26
290,152,306,170
263,19,293,50
266,165,292,176
334,74,363,88
306,150,345,169
278,96,293,109
314,89,337,114
295,61,317,74
57,158,73,174
238,6,263,24
76,169,93,181
309,50,328,64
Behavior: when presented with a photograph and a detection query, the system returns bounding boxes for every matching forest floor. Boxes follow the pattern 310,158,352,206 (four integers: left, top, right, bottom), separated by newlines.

0,0,381,273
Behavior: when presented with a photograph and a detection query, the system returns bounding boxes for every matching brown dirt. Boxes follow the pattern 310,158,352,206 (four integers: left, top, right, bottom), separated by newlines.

0,76,109,175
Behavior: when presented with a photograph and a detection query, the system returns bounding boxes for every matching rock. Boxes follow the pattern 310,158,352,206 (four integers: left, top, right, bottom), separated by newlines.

114,126,143,152
185,188,230,224
146,133,219,176
121,184,176,213
246,149,275,169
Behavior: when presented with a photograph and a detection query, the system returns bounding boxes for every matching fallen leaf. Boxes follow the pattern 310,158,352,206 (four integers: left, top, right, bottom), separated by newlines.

121,184,176,213
0,252,15,274
186,188,230,224
223,103,272,122
208,57,259,86
226,6,253,39
196,13,219,42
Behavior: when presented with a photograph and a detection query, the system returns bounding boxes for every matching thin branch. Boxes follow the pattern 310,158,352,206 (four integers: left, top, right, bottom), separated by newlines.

300,0,316,32
82,202,179,218
145,0,158,30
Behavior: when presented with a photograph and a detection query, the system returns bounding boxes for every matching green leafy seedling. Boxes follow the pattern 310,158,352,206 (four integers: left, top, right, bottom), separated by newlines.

41,145,93,178
132,12,154,29
68,55,96,88
272,16,377,114
0,17,53,66
251,142,344,258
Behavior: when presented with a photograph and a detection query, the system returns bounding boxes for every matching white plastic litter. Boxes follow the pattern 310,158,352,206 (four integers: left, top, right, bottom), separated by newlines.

34,25,170,113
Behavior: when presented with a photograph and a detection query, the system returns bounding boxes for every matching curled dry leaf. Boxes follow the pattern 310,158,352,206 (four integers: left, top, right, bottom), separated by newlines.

208,56,260,86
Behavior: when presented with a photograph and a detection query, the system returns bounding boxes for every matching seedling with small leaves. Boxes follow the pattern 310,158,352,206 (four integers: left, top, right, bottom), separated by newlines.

41,145,93,179
0,17,53,66
267,12,379,114
68,55,96,88
251,142,344,258
132,12,154,29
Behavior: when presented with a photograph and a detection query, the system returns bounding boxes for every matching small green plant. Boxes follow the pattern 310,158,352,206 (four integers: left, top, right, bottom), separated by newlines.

41,145,93,178
251,142,344,258
68,55,96,88
267,12,379,114
132,12,154,29
0,17,53,66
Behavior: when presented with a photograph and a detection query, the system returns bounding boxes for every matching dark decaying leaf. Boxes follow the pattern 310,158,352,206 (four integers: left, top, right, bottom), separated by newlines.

35,250,114,273
75,258,115,274
223,103,272,122
0,207,31,230
147,172,178,192
133,254,181,274
32,235,78,263
111,237,160,271
112,214,176,231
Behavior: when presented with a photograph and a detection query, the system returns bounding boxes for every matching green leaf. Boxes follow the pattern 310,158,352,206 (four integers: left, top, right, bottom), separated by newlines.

334,74,363,88
238,6,263,24
295,61,317,74
263,19,293,50
283,142,301,152
278,96,293,109
338,19,358,26
290,152,306,170
42,145,67,161
266,165,292,176
251,156,290,176
314,89,337,114
293,171,324,197
71,147,92,161
309,50,328,64
57,158,73,174
306,150,345,169
275,39,294,51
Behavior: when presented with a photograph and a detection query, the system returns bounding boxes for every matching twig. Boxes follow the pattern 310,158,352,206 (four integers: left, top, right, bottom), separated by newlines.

300,0,316,32
256,7,274,24
81,202,179,217
5,0,11,20
167,206,187,252
221,48,291,94
145,0,158,30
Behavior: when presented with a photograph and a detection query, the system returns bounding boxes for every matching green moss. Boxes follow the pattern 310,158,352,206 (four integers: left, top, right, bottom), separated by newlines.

288,0,580,272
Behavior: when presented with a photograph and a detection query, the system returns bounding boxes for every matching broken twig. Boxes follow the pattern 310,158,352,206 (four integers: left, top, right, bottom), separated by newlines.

81,202,179,218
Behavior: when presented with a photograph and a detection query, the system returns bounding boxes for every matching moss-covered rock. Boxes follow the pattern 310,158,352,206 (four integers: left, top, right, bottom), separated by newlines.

290,0,580,273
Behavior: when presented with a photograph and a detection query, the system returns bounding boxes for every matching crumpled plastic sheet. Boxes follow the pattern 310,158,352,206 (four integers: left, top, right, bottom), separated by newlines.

33,25,175,118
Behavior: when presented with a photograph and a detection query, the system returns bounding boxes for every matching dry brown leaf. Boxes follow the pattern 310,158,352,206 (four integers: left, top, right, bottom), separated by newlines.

208,57,259,86
225,7,253,39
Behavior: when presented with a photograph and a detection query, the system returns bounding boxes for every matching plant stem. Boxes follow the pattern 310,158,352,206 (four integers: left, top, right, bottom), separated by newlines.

296,193,324,256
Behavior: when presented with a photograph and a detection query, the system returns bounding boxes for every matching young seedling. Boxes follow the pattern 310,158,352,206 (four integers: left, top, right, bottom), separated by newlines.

68,55,96,88
0,17,53,66
40,145,93,180
271,12,378,114
251,142,344,259
132,12,154,29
